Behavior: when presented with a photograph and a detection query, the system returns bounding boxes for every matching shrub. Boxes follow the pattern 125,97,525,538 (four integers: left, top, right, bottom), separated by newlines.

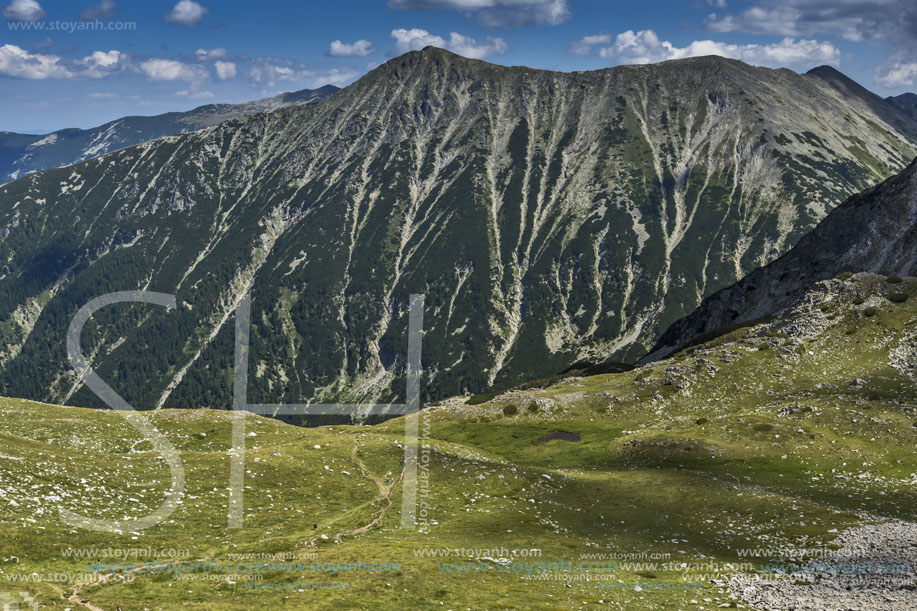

836,271,854,281
887,276,904,284
888,292,908,304
527,401,540,413
695,417,709,425
863,307,879,317
753,423,774,432
852,296,865,305
502,403,518,416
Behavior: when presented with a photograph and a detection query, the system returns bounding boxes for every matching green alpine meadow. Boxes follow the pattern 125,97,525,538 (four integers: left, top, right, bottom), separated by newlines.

2,269,917,609
2,1,917,609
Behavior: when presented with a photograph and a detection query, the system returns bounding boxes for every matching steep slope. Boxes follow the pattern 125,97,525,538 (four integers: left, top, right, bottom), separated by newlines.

1,48,916,410
649,157,917,360
807,66,917,139
0,84,338,183
888,92,917,122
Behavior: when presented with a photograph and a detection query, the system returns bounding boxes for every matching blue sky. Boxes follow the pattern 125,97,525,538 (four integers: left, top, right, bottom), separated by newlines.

1,0,914,133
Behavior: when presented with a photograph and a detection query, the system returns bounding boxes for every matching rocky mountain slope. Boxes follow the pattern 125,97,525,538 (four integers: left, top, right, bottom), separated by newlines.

649,156,917,360
0,85,338,183
1,47,916,410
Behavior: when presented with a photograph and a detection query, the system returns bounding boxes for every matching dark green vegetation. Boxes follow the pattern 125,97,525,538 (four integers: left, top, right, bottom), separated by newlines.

1,49,916,411
651,155,917,360
1,274,915,609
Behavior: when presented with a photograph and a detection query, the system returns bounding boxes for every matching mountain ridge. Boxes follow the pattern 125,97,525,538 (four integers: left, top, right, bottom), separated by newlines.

0,48,915,410
0,84,340,184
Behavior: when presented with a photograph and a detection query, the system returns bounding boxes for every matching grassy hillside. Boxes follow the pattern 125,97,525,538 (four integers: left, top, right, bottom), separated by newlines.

1,273,916,609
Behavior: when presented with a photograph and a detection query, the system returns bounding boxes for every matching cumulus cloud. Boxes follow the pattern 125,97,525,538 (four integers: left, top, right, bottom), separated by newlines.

704,0,917,52
214,60,236,80
3,0,46,22
194,47,226,60
328,39,375,57
877,61,917,87
567,33,611,55
0,44,69,78
164,0,208,26
597,29,839,69
78,0,118,20
248,59,358,88
176,89,214,98
390,28,507,59
702,0,917,88
137,58,208,82
0,44,124,79
78,49,123,77
387,0,570,27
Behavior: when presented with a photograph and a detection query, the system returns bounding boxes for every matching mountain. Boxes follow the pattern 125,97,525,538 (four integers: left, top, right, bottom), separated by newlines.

1,48,917,411
0,84,339,183
648,156,917,360
806,66,917,137
887,92,917,122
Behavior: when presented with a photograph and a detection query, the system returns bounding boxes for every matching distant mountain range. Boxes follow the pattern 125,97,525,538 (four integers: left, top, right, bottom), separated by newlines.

649,156,917,360
0,85,339,184
0,48,915,411
887,93,917,122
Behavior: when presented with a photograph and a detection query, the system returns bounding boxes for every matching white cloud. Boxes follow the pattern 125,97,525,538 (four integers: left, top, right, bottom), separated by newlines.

137,58,208,82
248,59,358,88
164,0,208,26
78,49,123,77
703,1,914,47
328,39,374,57
390,28,507,59
78,0,118,20
3,0,46,22
0,44,124,79
877,62,917,87
0,44,69,78
194,47,226,60
598,29,839,69
176,89,214,99
387,0,570,27
568,33,610,55
88,91,116,98
701,1,917,92
214,60,236,80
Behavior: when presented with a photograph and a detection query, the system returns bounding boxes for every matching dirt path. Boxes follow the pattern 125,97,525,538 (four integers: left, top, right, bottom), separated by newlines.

64,437,403,607
304,436,404,547
333,437,403,543
54,569,128,611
